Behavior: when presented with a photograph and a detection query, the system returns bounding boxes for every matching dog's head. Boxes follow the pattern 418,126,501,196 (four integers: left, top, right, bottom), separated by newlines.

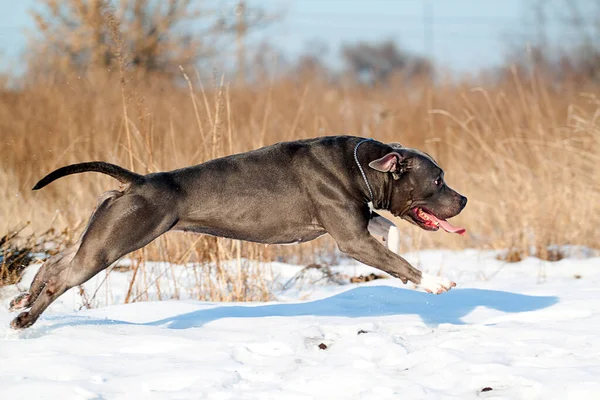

369,143,467,235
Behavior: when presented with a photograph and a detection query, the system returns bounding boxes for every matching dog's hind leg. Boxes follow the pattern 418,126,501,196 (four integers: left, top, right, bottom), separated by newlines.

10,192,176,329
8,244,80,312
9,191,121,313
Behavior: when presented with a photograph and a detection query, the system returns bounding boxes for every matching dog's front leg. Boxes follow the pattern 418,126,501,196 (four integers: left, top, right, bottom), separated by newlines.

322,208,455,293
339,232,455,293
337,232,422,284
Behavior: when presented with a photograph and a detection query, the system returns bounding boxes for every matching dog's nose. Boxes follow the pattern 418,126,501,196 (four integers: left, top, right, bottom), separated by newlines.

459,196,467,208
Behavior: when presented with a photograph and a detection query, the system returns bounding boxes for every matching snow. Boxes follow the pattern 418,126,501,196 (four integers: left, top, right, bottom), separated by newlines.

1,249,600,399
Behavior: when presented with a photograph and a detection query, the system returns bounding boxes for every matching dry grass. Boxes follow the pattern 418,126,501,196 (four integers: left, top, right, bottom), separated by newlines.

1,65,599,299
3,71,598,247
0,226,34,287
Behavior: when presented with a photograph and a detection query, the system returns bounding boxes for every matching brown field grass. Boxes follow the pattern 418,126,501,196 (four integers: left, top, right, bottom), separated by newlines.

1,67,599,300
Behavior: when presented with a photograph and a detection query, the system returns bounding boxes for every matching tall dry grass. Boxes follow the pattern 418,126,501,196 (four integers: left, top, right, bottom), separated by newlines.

1,65,599,300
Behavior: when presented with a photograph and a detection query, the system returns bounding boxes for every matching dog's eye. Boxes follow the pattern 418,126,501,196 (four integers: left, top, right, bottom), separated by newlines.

434,178,443,186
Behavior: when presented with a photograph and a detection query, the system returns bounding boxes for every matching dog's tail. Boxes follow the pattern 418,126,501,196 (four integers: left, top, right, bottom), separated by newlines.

32,162,143,190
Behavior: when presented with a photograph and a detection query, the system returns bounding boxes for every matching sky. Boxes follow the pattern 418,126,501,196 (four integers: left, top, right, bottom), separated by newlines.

248,0,525,73
0,0,577,76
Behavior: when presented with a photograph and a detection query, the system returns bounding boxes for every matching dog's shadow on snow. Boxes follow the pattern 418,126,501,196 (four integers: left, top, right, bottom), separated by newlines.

33,286,558,333
147,287,558,329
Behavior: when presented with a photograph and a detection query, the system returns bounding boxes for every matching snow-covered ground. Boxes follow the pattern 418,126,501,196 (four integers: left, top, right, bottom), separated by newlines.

2,248,600,399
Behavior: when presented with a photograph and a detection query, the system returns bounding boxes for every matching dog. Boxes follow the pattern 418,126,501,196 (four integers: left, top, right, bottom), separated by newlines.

9,136,467,329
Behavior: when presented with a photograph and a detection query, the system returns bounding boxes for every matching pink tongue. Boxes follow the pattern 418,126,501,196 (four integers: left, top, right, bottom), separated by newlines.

437,219,466,235
426,212,466,235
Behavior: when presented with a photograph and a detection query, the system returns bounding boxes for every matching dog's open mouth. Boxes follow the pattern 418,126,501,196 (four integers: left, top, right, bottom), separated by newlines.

409,207,466,235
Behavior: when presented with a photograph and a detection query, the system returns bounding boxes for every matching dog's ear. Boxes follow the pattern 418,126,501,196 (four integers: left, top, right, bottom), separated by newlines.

369,152,404,173
389,142,403,149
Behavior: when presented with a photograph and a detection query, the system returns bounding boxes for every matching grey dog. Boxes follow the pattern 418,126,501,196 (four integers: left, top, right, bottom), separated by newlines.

9,136,467,329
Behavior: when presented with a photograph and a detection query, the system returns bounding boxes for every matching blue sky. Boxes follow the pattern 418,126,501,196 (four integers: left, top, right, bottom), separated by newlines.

0,0,572,75
248,0,525,72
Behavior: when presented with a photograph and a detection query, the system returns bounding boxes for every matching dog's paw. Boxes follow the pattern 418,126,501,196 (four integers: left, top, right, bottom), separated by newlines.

10,312,33,330
8,293,31,312
418,273,456,294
